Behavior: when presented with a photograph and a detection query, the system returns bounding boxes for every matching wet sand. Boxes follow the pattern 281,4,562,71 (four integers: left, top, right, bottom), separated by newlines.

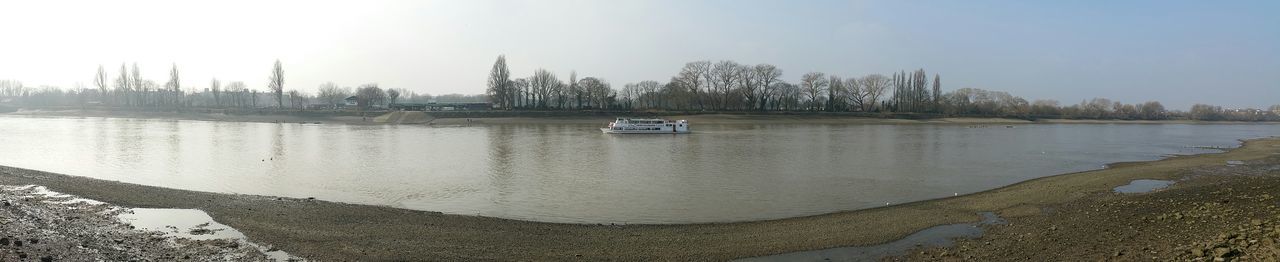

2,136,1276,260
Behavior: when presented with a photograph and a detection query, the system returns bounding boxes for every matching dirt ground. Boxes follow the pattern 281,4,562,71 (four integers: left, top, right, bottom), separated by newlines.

894,153,1280,261
0,186,274,261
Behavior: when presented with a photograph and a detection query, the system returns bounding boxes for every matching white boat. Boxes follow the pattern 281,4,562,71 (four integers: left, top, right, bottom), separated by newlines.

601,118,690,134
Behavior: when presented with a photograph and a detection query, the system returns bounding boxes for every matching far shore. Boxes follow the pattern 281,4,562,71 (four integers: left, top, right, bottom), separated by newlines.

2,136,1277,260
4,108,1276,126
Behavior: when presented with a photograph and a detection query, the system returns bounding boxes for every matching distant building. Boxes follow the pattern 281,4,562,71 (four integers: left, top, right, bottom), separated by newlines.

343,96,358,107
389,102,492,111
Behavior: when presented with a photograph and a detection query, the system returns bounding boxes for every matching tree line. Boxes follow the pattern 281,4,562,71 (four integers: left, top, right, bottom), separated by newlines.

1,60,483,110
484,56,1278,121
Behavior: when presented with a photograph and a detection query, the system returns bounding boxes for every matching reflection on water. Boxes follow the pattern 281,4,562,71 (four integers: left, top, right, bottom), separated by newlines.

1113,179,1175,193
0,115,1276,224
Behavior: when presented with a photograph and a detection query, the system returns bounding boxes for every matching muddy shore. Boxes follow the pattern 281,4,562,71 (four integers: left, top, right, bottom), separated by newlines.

894,149,1280,261
1,134,1276,260
0,185,276,261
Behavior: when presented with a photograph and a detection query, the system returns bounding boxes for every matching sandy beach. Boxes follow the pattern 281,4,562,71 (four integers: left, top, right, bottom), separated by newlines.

1,134,1277,260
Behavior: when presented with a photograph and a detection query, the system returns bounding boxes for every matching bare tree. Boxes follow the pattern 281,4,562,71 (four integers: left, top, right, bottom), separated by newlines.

529,69,559,109
130,63,142,106
932,74,941,112
675,61,711,110
568,71,581,109
709,60,741,110
316,82,346,108
510,78,529,108
268,60,284,108
386,88,401,105
211,78,222,107
752,64,782,111
486,55,512,109
114,64,130,106
800,72,827,111
827,75,843,112
166,63,181,107
94,65,107,104
858,74,890,112
356,84,386,109
225,81,247,108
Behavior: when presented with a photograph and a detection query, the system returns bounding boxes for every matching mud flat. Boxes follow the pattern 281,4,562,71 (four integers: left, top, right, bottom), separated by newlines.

894,153,1280,261
0,138,1277,260
0,185,289,261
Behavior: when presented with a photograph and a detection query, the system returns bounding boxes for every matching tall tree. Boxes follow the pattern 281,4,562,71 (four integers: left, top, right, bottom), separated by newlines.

130,63,142,106
211,78,222,107
167,63,181,107
486,55,511,109
932,74,941,112
827,75,843,112
94,65,107,104
568,71,581,109
268,59,285,108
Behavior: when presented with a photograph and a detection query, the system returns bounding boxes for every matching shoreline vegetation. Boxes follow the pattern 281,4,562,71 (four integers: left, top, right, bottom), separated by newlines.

4,107,1279,126
1,58,1278,125
1,137,1276,260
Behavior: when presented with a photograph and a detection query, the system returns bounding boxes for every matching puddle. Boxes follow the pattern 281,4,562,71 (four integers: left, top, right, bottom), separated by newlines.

118,208,300,261
737,212,1006,262
1113,179,1174,193
1226,160,1245,166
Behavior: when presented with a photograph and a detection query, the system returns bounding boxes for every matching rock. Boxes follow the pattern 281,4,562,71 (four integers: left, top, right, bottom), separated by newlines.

0,237,8,245
40,256,53,262
1252,219,1264,226
1213,247,1235,258
1192,248,1205,257
14,240,22,247
28,238,38,244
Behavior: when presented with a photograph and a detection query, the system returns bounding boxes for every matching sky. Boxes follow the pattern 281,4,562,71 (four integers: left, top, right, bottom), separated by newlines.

1,0,1276,109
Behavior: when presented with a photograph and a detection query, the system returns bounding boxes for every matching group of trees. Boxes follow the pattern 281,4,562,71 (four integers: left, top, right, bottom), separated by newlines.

3,60,484,111
482,55,1279,121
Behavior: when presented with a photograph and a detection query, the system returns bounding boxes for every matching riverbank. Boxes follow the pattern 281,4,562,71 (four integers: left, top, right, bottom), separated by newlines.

8,108,1275,126
894,150,1280,261
1,135,1276,260
2,108,379,125
0,185,277,261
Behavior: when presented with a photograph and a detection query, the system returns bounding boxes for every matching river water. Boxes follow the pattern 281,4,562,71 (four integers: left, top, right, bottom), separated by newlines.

0,116,1275,224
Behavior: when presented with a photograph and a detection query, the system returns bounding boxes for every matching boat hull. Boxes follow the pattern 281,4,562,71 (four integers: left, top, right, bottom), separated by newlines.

600,128,689,134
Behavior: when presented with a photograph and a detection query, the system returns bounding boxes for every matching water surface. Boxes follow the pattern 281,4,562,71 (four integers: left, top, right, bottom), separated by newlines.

0,116,1275,223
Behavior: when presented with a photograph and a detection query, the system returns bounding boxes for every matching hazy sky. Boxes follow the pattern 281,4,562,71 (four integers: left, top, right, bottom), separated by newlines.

2,0,1276,109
